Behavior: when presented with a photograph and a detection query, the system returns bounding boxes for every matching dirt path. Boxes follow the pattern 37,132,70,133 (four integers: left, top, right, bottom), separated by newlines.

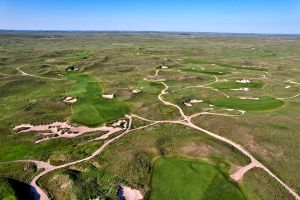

151,80,300,200
15,116,159,200
7,70,300,200
16,67,64,81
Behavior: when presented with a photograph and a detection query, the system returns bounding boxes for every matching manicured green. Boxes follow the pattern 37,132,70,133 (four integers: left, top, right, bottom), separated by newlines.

150,157,245,200
208,96,284,111
211,80,264,90
181,68,230,75
66,72,129,126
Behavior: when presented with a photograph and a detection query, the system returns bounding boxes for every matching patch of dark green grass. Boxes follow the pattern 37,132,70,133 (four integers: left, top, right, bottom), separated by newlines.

66,72,129,126
181,68,230,76
150,157,245,200
207,96,284,111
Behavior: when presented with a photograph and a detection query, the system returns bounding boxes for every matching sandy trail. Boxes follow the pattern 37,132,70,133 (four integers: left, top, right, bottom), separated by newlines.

171,74,219,92
230,160,263,181
15,116,159,200
150,81,300,200
7,69,300,200
16,67,64,81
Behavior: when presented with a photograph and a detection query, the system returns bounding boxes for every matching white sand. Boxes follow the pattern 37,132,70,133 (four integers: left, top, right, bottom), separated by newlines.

161,66,168,69
121,186,143,200
239,97,259,100
285,85,291,89
102,94,114,99
190,99,203,104
63,97,77,104
14,122,123,143
224,108,234,111
184,102,193,107
235,79,250,83
208,104,214,107
131,89,141,94
239,110,246,115
230,88,249,92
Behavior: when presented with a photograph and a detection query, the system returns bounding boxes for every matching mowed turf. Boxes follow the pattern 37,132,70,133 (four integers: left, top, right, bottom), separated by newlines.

66,73,129,126
150,157,245,200
211,80,264,90
208,96,284,111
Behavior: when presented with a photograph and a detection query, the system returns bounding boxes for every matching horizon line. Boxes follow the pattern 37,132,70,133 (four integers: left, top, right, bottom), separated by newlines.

1,29,300,36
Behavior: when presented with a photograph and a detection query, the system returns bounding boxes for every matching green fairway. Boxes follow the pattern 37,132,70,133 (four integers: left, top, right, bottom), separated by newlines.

66,73,129,126
208,96,284,111
181,68,230,76
211,80,264,90
150,157,245,200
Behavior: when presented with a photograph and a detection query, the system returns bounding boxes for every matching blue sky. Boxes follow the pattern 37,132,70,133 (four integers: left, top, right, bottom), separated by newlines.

1,0,299,34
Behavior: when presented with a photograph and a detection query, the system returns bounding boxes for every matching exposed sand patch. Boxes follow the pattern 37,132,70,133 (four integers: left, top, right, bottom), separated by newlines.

102,94,114,99
160,65,168,69
230,88,249,92
184,103,192,107
14,121,125,143
120,186,143,200
131,89,141,94
239,110,246,115
63,97,77,104
284,80,300,85
190,99,203,104
285,85,291,89
224,108,234,111
239,97,260,100
235,79,250,83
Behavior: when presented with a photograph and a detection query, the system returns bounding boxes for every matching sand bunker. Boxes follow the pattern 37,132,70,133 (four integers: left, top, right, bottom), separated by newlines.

235,79,250,83
102,94,114,99
230,88,249,92
14,121,125,143
239,97,259,100
190,99,203,104
184,103,192,107
120,186,143,200
224,108,234,111
239,110,246,115
63,97,77,104
131,89,141,94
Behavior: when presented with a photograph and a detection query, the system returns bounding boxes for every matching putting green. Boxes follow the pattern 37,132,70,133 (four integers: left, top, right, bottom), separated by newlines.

150,157,245,200
66,73,129,126
208,96,284,111
181,68,230,76
211,80,264,90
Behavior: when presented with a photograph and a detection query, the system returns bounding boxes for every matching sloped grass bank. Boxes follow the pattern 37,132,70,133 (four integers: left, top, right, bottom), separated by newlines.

66,73,129,126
